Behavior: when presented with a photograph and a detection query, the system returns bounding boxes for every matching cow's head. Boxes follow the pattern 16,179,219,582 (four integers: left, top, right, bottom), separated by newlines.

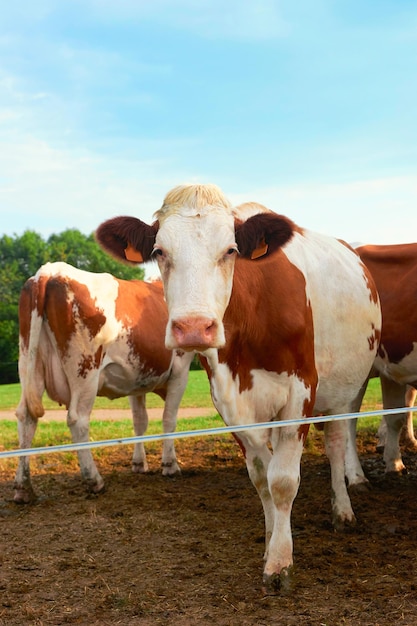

96,184,295,351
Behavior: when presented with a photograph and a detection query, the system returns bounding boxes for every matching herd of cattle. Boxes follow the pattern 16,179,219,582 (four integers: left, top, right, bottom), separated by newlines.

12,184,417,594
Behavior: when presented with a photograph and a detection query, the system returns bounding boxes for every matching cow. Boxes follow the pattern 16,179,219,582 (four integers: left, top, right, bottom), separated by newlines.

14,262,194,504
344,243,417,485
95,183,381,594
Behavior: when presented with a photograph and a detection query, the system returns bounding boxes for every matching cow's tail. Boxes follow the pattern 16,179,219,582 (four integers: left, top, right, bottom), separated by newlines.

16,273,48,419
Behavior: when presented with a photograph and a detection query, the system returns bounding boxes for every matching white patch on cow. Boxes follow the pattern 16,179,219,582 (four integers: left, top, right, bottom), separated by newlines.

207,360,312,446
154,207,238,349
282,231,381,414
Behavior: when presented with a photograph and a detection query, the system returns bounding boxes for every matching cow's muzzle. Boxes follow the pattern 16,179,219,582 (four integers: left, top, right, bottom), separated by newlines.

170,316,220,351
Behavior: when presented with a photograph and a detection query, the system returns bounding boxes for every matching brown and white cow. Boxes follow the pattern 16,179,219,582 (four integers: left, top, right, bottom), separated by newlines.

96,184,381,593
14,262,193,503
345,243,417,484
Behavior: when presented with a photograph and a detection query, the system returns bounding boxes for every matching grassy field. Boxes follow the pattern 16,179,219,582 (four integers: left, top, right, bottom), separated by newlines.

0,370,384,412
0,372,391,451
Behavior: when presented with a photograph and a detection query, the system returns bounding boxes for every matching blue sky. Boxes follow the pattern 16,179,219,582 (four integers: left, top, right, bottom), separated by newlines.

1,0,416,264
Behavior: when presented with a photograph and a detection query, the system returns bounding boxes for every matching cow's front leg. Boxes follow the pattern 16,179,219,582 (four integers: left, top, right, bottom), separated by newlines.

262,425,304,594
239,434,274,550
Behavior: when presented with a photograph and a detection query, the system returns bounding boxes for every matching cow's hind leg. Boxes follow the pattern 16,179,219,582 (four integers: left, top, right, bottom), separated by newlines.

344,379,371,493
14,408,38,503
380,378,408,474
324,418,356,530
67,408,104,493
401,387,417,450
379,386,417,453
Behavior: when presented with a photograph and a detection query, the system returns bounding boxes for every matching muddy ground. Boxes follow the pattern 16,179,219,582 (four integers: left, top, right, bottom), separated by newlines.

1,427,416,626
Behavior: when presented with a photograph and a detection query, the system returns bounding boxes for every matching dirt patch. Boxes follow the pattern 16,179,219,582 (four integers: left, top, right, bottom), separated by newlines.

0,408,216,422
1,429,417,626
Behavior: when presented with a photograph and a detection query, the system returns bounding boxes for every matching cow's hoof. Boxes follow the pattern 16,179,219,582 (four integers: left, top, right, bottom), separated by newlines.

84,477,105,494
132,461,149,474
262,565,294,596
332,513,357,533
13,487,36,504
348,480,371,495
162,462,181,477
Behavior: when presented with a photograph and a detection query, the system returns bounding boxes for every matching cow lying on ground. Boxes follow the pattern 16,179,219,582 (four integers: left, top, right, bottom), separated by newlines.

345,243,417,486
96,183,381,593
14,262,194,503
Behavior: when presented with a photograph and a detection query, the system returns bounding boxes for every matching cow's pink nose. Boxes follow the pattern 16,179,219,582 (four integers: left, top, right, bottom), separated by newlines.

171,317,218,350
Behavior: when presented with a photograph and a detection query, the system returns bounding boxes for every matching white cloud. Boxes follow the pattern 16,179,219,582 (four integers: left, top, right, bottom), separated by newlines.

2,129,415,252
89,0,288,40
232,175,417,245
0,134,192,237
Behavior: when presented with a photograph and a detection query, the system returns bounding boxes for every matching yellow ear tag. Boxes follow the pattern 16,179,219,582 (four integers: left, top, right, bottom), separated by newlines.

251,239,269,260
124,243,144,263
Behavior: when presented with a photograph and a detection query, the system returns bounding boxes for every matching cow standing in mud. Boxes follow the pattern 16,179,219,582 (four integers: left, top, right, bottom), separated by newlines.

96,184,381,593
14,262,193,503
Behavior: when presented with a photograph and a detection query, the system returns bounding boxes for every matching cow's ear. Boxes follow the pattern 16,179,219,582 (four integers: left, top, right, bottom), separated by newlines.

235,213,295,260
95,216,159,264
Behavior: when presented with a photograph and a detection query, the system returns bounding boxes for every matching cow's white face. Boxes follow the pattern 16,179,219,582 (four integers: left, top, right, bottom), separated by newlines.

154,205,238,351
95,184,296,353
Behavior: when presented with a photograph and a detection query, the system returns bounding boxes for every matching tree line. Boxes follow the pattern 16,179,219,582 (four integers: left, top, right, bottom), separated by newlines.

0,229,144,384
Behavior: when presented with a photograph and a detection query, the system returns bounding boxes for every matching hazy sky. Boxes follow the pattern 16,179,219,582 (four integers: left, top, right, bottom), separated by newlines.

1,0,416,262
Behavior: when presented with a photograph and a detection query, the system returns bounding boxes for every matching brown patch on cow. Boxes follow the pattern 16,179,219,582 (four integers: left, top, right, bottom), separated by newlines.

18,278,35,350
44,278,107,357
116,280,172,374
19,274,52,351
73,283,107,341
218,253,318,400
368,324,381,352
43,278,77,356
298,422,310,442
78,354,95,378
77,346,104,379
358,243,417,364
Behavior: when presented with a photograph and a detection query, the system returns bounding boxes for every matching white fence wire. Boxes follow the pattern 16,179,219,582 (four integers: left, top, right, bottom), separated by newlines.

1,405,416,460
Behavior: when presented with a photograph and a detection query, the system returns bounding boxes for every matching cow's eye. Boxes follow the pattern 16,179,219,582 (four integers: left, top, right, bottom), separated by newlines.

153,248,164,257
225,247,238,257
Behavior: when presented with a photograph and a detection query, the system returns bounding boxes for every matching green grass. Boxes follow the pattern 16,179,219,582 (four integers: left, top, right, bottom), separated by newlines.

0,415,225,451
0,370,213,411
0,373,398,452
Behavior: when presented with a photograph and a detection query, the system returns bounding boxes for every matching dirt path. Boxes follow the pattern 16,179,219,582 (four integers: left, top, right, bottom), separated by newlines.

1,432,417,625
0,407,217,422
